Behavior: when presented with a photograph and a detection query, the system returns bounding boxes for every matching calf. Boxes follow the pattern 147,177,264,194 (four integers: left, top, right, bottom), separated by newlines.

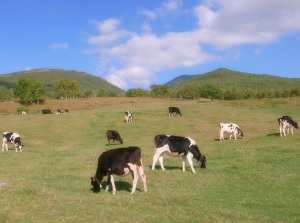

168,107,181,116
278,115,299,136
2,132,23,152
90,146,147,195
106,130,123,145
219,123,245,141
57,109,69,114
42,109,52,114
124,111,133,123
152,135,206,173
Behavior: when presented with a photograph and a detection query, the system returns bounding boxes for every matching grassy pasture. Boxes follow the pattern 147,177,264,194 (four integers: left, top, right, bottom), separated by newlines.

0,97,299,223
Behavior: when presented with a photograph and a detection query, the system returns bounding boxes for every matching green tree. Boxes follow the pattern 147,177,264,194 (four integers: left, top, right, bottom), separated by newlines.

14,78,45,104
0,87,14,102
97,88,107,97
126,88,149,97
178,84,199,99
150,84,169,98
199,84,222,101
55,79,79,99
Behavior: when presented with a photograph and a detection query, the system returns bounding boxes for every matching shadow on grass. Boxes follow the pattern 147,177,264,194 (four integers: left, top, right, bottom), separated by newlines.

90,181,133,193
267,132,280,137
148,165,183,171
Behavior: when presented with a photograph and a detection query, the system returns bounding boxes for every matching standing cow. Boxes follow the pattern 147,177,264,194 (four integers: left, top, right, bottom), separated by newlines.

90,146,148,195
219,123,245,141
106,130,123,145
152,134,206,173
42,109,53,114
124,111,133,123
278,115,299,136
2,132,23,152
168,107,181,116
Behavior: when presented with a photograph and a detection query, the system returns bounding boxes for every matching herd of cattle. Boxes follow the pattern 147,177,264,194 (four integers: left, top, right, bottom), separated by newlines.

2,106,299,195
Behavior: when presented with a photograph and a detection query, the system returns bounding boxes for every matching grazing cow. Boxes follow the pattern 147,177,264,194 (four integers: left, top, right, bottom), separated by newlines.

57,109,69,114
106,130,123,145
21,111,27,115
219,123,245,141
278,115,299,137
90,146,147,195
168,107,181,116
124,111,133,123
152,135,206,173
2,132,23,152
42,109,52,114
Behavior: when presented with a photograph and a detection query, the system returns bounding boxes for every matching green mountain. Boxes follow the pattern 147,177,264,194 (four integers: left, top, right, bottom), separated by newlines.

166,68,300,91
0,69,125,95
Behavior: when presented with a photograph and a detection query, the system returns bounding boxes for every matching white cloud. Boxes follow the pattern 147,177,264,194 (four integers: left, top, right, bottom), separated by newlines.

51,43,68,49
85,0,300,89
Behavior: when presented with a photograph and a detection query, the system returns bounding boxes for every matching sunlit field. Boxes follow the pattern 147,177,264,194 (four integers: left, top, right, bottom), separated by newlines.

0,97,299,222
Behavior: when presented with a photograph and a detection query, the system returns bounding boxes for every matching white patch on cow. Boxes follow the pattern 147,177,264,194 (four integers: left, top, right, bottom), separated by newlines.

186,137,196,146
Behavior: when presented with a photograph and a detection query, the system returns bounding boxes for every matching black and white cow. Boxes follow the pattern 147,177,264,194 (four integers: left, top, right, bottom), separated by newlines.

106,130,123,145
2,132,23,152
42,109,53,114
91,146,147,195
152,135,206,173
124,111,133,123
168,107,181,116
57,109,69,114
219,123,245,141
278,115,299,137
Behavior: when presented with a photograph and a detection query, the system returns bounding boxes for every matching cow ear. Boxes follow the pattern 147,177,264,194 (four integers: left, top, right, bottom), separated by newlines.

90,177,95,181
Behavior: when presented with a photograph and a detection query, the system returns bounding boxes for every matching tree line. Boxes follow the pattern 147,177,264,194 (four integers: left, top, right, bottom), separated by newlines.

126,84,300,100
1,78,116,104
1,79,299,104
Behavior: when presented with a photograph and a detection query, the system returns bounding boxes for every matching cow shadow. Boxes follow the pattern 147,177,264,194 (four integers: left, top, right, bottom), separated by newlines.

149,165,182,171
90,181,133,193
267,132,280,137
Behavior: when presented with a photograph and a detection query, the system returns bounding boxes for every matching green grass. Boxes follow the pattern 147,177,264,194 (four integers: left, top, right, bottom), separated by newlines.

0,97,299,222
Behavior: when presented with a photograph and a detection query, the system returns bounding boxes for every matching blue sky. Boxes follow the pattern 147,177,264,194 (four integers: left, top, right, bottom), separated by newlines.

1,0,300,90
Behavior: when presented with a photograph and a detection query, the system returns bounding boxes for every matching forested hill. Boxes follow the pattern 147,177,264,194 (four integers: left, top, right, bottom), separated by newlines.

0,69,125,95
166,68,300,91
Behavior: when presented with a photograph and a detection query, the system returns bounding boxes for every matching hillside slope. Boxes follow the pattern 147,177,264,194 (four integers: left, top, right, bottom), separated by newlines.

0,69,125,95
166,68,300,90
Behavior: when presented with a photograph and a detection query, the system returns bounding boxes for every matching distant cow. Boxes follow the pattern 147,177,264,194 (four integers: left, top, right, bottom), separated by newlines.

2,132,23,152
168,107,181,116
57,109,69,114
21,111,27,115
106,130,123,145
124,111,133,123
278,115,299,137
91,146,148,195
42,109,52,114
219,123,244,141
152,135,206,173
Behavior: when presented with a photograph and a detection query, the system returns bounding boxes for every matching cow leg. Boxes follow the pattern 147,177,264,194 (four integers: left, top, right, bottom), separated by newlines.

219,131,224,141
109,175,117,195
181,157,186,172
290,127,294,135
152,146,167,170
128,163,138,194
158,156,165,171
137,164,147,192
105,175,110,192
186,153,196,173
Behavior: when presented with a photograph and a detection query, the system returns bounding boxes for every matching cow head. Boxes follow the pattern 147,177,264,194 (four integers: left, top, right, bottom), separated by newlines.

90,177,102,192
237,127,245,138
294,122,299,129
198,155,206,168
